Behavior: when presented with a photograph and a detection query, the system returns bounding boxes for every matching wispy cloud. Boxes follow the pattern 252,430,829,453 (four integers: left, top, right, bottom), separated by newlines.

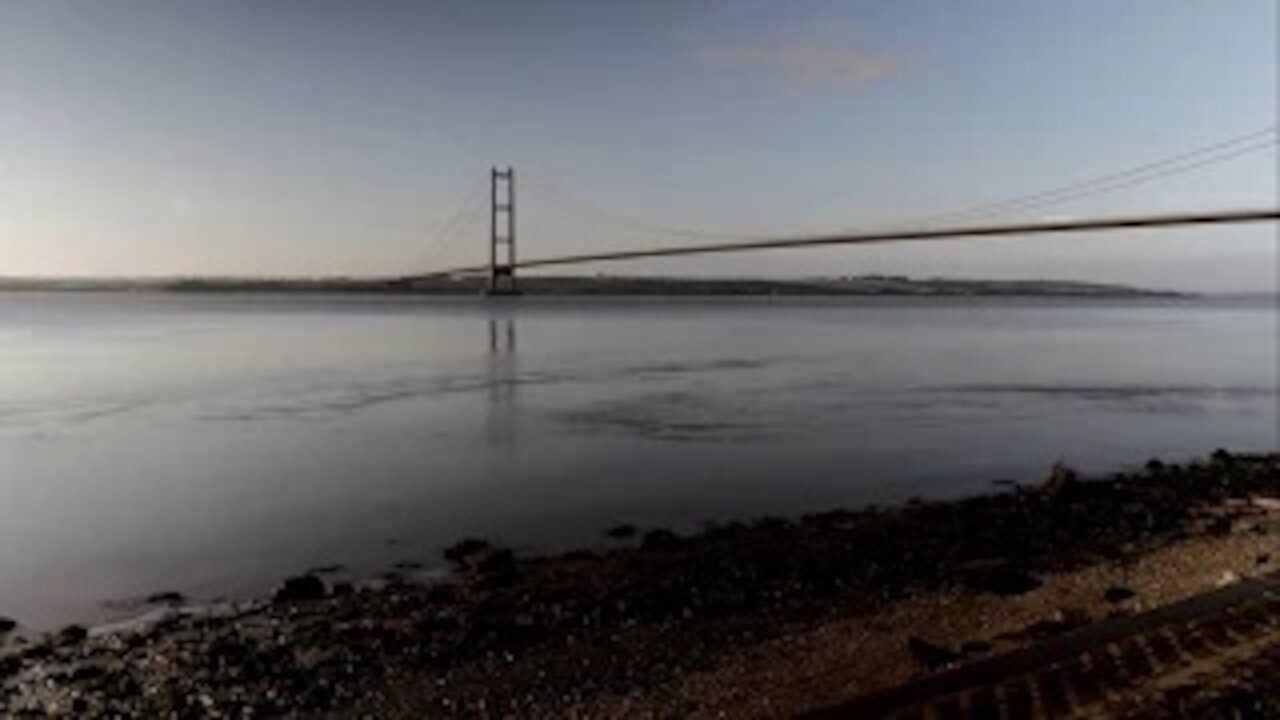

696,41,899,89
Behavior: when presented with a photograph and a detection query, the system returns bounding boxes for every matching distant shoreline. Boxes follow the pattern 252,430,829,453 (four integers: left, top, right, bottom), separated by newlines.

0,275,1190,298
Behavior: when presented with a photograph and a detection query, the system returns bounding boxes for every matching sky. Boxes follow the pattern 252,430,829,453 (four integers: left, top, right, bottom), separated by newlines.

0,0,1276,291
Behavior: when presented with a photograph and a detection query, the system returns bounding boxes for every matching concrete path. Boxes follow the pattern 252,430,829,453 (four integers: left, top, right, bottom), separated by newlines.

803,575,1280,719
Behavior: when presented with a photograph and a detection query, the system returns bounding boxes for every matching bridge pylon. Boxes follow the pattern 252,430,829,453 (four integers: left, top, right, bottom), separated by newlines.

487,167,518,295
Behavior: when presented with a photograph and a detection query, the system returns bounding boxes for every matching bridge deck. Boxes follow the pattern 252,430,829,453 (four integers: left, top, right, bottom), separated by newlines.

419,208,1280,279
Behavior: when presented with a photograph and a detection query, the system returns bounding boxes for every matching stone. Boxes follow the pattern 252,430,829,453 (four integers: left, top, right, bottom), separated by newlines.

444,538,492,566
907,636,961,671
58,624,88,644
1054,606,1092,627
1040,462,1078,496
477,548,517,577
70,663,105,682
0,617,15,634
21,642,52,662
1206,516,1234,536
640,529,681,551
145,591,186,606
1104,586,1136,604
274,575,326,603
605,524,638,539
0,655,19,679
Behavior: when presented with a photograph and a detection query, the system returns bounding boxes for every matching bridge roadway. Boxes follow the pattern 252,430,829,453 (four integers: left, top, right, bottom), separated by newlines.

416,208,1280,279
802,574,1280,718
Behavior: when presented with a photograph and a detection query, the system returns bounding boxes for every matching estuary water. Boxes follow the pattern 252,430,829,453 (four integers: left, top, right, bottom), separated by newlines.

0,292,1275,628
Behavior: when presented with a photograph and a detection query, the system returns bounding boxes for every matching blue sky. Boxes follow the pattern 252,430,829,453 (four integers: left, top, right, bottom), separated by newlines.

0,0,1275,290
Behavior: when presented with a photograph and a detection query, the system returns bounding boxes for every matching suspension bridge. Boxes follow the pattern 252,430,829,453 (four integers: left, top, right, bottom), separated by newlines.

400,127,1280,294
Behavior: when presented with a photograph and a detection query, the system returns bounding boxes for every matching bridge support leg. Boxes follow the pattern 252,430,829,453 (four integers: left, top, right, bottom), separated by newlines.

487,167,519,296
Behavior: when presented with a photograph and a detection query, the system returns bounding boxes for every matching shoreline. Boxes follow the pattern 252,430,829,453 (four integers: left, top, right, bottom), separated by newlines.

3,450,1279,716
0,274,1188,298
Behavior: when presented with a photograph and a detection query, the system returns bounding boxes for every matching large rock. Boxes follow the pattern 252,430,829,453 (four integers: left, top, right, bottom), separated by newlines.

605,524,638,539
273,575,326,603
1104,585,1136,604
477,548,517,578
58,624,87,645
907,636,961,671
144,591,186,606
444,538,492,566
1040,462,1078,497
640,528,682,551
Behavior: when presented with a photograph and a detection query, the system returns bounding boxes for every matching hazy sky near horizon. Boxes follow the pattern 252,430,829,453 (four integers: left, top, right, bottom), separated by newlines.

0,1,1276,290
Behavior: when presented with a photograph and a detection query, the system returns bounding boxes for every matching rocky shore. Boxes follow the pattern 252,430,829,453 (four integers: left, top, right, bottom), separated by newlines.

2,450,1279,718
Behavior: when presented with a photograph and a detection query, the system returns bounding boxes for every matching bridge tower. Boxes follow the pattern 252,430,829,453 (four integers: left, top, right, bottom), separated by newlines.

487,167,518,295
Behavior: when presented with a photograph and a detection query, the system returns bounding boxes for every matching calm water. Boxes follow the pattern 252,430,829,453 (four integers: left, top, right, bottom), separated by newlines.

1,292,1276,628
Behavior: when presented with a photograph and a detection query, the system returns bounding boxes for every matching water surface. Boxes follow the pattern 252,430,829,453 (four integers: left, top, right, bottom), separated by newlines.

0,292,1275,627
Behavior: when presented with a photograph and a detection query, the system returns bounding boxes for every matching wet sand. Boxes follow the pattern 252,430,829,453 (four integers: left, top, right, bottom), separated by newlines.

2,450,1278,718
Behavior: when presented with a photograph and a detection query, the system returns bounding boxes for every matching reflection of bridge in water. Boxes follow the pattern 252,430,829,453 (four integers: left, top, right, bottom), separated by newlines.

484,317,518,448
